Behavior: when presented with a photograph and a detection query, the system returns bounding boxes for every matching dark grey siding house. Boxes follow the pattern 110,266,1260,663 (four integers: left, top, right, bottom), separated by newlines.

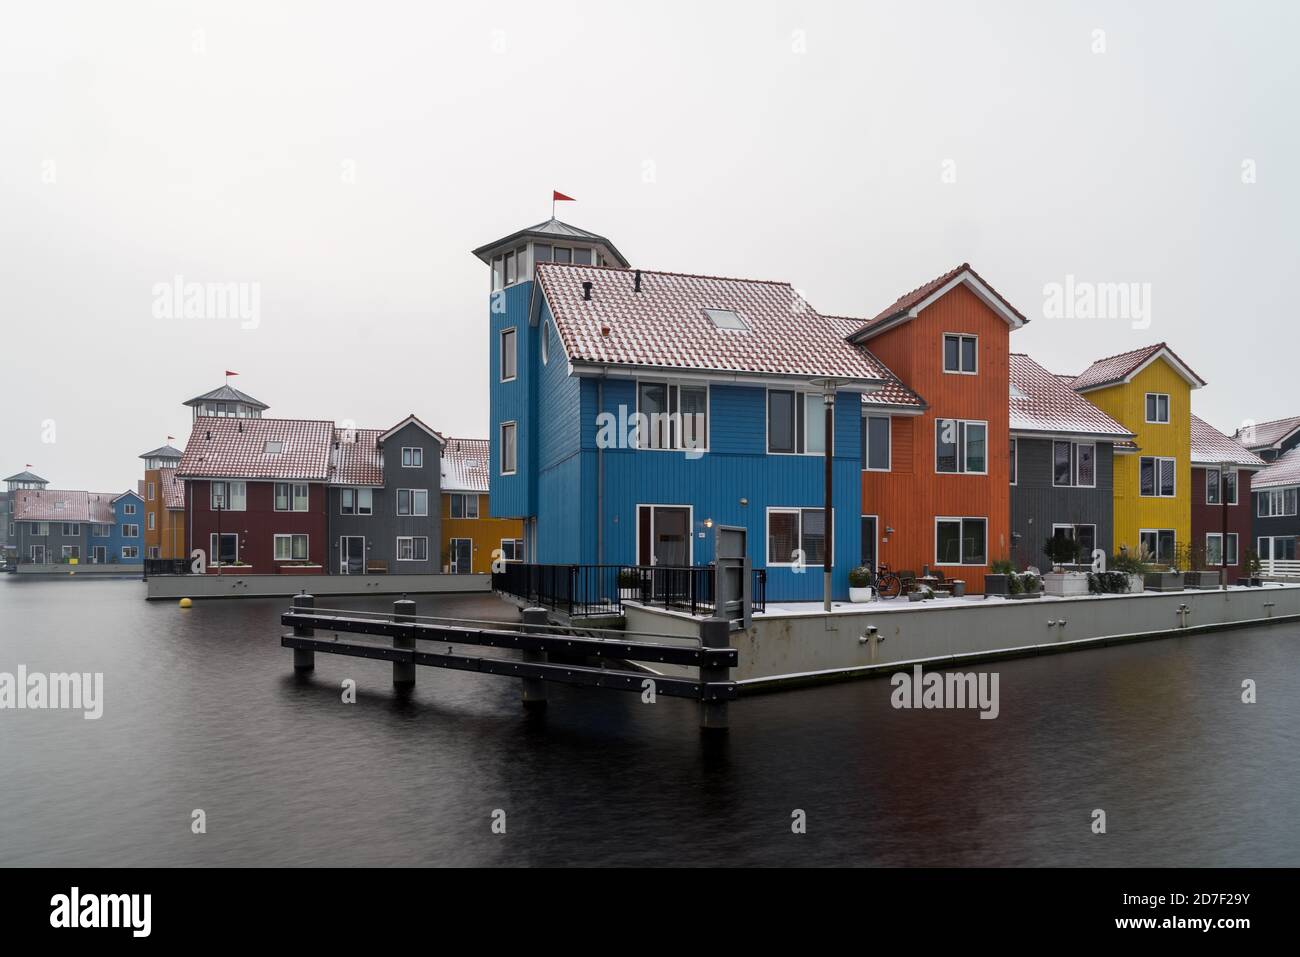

327,415,443,575
1009,354,1135,569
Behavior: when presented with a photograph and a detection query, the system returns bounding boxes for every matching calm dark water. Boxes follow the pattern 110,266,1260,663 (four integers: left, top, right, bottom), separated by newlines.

1,577,1298,866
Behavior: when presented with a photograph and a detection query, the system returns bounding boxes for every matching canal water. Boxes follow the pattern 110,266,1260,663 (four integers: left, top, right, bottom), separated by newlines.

2,577,1297,867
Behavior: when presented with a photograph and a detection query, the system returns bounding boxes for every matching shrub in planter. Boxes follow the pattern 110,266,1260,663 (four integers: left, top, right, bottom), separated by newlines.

848,565,874,603
1088,571,1129,594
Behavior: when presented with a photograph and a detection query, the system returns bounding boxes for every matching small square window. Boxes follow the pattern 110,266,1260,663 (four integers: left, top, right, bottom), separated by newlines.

264,440,284,454
704,308,748,331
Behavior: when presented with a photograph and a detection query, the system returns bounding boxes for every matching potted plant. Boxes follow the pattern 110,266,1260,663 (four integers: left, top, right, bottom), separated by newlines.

1042,536,1089,597
848,565,874,603
1182,542,1219,590
1243,549,1263,587
984,558,1012,597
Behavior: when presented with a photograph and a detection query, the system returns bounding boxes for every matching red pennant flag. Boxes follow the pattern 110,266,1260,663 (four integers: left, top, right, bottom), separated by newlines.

553,190,576,202
167,435,175,441
225,370,238,377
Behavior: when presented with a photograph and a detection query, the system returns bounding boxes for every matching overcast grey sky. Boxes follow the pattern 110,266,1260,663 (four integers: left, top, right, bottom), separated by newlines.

3,0,1297,491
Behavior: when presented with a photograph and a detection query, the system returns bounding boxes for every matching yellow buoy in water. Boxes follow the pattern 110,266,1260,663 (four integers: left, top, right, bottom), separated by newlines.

179,597,193,608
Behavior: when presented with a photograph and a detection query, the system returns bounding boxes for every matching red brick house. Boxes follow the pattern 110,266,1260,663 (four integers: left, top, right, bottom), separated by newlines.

1190,413,1265,573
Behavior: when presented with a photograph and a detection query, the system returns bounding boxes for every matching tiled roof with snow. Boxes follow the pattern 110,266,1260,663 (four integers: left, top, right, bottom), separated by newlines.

1253,447,1300,490
1009,354,1134,438
331,428,384,486
1070,342,1206,393
1190,414,1266,467
1235,415,1300,452
177,417,335,481
823,315,926,409
844,263,1029,341
535,263,892,383
13,489,117,523
441,438,489,493
160,469,185,509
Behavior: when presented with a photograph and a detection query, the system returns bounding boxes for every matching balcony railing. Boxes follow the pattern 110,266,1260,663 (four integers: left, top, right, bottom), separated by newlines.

492,563,766,618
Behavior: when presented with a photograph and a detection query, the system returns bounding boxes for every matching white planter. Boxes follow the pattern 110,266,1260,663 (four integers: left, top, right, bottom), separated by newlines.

849,586,874,603
1043,571,1090,598
1126,573,1145,594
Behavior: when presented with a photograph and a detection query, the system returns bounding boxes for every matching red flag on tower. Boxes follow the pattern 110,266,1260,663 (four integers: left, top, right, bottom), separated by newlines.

225,370,238,377
551,190,576,218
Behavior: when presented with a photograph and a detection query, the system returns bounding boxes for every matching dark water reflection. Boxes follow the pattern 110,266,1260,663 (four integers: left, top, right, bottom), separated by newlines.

1,578,1297,866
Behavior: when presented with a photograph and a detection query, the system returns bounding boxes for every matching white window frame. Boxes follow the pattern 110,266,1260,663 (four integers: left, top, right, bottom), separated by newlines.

1009,437,1018,486
934,516,989,566
500,538,524,562
1205,468,1239,506
148,512,156,530
1051,523,1098,556
942,333,978,375
635,380,710,453
123,503,137,515
450,493,480,519
541,320,550,365
1256,487,1298,518
396,536,429,562
397,489,429,517
500,421,517,475
121,546,139,559
148,482,156,501
500,327,517,382
401,447,424,469
1052,441,1097,488
766,390,833,456
765,506,831,568
1145,392,1171,424
274,483,310,512
62,522,80,536
1139,528,1177,564
273,533,309,562
1139,456,1177,497
863,414,891,472
1205,532,1239,567
935,419,989,475
93,524,111,537
121,524,139,538
340,487,374,516
62,545,80,560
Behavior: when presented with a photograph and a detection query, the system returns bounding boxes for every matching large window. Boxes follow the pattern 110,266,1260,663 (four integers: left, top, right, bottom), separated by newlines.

273,534,309,561
275,483,309,511
500,327,517,382
1257,488,1299,517
500,422,517,475
401,447,423,468
766,508,827,566
1145,393,1171,424
62,545,80,560
501,539,524,562
62,523,79,536
121,546,139,559
211,481,247,511
1139,457,1176,497
1258,537,1297,561
1205,533,1239,566
935,419,987,474
450,493,480,518
1053,442,1096,487
1052,523,1097,557
121,524,139,537
863,415,890,471
767,391,831,455
340,487,373,516
636,382,709,452
1139,529,1176,564
397,489,429,516
396,536,429,561
123,503,137,515
936,517,987,565
943,334,978,374
1205,468,1238,505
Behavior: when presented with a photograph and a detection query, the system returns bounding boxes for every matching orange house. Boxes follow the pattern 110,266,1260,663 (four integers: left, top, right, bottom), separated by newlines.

139,444,187,560
842,264,1028,590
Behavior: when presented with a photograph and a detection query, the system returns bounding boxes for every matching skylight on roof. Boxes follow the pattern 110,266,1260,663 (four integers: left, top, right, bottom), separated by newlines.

1010,384,1029,399
264,440,284,454
704,308,748,331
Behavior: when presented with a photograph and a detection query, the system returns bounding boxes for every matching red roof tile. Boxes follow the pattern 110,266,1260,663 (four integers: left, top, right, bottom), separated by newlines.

1235,415,1300,452
824,315,926,409
847,263,1029,341
441,438,490,493
1190,414,1266,468
177,417,335,481
13,489,116,523
1070,342,1206,392
1254,447,1300,490
535,263,891,383
331,428,384,486
1010,354,1134,438
160,468,185,510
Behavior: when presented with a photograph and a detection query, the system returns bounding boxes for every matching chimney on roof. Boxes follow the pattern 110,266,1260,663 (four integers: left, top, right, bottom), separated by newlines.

582,281,592,301
633,270,642,293
205,430,211,441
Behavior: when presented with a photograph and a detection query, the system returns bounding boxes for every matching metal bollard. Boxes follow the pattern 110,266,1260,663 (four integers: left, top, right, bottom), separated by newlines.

520,607,549,709
292,593,315,672
699,616,731,732
393,598,416,689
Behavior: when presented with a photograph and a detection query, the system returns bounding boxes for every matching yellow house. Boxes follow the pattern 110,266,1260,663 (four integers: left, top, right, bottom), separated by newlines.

440,438,524,574
1071,343,1205,565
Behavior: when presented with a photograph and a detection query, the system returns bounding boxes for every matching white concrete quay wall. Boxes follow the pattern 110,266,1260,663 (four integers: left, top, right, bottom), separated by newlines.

623,585,1300,689
146,573,492,601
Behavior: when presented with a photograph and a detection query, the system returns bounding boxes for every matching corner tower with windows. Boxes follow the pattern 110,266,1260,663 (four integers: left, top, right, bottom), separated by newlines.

471,218,630,555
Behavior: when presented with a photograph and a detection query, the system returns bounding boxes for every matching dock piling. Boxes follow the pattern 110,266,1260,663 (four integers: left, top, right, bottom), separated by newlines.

393,598,416,689
520,607,549,709
699,616,731,732
292,593,315,672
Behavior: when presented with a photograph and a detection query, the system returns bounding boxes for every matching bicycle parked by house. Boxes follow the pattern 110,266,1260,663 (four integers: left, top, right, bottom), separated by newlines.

872,562,904,599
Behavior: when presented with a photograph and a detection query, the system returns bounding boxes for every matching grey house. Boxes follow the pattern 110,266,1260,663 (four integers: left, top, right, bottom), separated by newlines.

10,488,117,564
3,470,50,561
1009,354,1135,567
327,414,444,574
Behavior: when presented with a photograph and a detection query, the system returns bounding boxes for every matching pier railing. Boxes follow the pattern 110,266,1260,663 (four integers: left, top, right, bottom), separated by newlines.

492,563,766,618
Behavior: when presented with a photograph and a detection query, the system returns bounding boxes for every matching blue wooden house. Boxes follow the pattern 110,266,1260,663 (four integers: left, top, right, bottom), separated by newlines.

473,218,892,600
108,490,144,564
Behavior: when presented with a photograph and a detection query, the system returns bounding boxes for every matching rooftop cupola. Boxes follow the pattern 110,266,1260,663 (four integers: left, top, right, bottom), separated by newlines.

184,381,269,421
139,444,184,470
4,470,49,492
471,217,629,292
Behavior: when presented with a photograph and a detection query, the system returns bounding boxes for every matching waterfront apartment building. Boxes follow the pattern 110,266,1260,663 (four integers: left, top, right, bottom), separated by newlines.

2,470,49,561
1235,415,1300,465
9,488,139,564
177,413,444,575
1069,343,1205,565
1189,414,1264,573
1008,353,1134,567
1251,448,1300,568
440,437,524,574
140,444,186,560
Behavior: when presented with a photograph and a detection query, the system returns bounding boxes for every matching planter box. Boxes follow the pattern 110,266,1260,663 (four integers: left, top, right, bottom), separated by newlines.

1126,573,1145,594
1183,570,1221,590
950,580,966,597
908,591,926,603
983,574,1009,597
848,586,874,603
1008,591,1039,600
1144,571,1184,592
1044,571,1090,598
276,564,323,575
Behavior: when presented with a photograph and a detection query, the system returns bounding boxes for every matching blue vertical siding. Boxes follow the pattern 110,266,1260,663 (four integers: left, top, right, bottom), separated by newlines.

488,282,537,518
109,493,144,564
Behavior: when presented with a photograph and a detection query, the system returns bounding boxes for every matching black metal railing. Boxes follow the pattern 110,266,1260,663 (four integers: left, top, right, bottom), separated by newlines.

492,563,766,618
143,558,191,578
